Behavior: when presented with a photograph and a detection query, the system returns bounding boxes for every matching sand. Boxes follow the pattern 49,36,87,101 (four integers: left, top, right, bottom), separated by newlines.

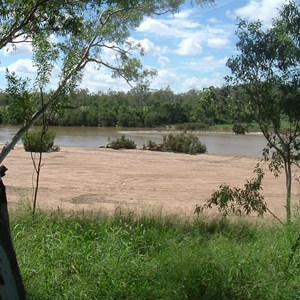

2,145,299,220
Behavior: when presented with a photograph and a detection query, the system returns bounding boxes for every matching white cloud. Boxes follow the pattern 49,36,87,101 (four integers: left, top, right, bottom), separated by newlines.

180,75,224,91
207,37,229,48
137,8,231,58
80,62,130,93
137,18,172,36
217,57,230,66
0,59,63,91
126,36,168,57
235,0,288,25
137,13,200,39
150,69,177,89
169,8,201,29
207,17,222,24
225,9,235,20
173,9,193,19
169,18,200,30
159,56,170,67
1,41,32,57
174,38,202,56
139,38,165,55
4,58,36,75
183,56,229,72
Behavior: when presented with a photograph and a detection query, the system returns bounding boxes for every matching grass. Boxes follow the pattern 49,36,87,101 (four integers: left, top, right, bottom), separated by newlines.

210,120,295,133
210,123,261,133
10,209,300,299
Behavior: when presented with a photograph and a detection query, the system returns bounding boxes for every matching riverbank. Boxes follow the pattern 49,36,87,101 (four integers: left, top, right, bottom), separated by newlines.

3,145,298,220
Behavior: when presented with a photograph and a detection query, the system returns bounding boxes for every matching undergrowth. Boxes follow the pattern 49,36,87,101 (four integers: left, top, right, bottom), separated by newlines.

10,210,300,299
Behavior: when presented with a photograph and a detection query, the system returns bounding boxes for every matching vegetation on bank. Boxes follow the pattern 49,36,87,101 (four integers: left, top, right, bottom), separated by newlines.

0,86,255,132
22,129,58,153
162,133,207,154
108,133,207,154
108,135,137,150
11,210,300,299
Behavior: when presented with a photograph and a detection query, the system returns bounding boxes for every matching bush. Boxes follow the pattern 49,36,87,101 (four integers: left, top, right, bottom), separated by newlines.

145,139,157,149
232,123,248,135
163,133,207,155
195,168,267,218
22,129,56,152
143,140,164,151
109,135,136,150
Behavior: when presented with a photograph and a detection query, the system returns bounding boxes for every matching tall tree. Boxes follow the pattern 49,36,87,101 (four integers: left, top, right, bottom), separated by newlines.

226,0,300,223
0,0,213,297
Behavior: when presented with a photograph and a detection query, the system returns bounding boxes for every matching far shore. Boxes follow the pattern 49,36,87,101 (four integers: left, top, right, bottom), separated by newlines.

2,145,298,221
116,128,264,136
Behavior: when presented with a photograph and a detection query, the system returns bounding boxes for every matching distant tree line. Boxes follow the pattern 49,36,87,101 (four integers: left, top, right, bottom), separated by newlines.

0,85,255,131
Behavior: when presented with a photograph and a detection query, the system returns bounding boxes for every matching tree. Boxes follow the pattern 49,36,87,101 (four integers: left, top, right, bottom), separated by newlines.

226,1,300,223
0,0,214,297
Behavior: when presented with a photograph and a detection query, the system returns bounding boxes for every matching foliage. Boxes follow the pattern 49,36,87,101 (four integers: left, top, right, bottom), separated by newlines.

163,133,207,154
22,130,56,153
195,168,268,218
10,210,300,299
232,123,249,135
5,74,38,125
109,135,136,150
145,139,158,149
143,139,162,151
226,1,300,223
0,82,268,132
0,84,256,130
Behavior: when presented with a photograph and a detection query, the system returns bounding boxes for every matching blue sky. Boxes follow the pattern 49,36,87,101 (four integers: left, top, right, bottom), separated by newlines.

0,0,297,94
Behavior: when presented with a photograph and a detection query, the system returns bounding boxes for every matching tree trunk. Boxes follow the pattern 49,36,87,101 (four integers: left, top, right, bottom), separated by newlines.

285,159,292,224
0,166,27,299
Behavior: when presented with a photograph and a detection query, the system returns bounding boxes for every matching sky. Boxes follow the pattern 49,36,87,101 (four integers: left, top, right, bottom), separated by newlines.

0,0,297,94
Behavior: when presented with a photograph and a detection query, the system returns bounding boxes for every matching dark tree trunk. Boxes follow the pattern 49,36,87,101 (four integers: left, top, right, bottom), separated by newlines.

0,166,26,299
284,157,292,224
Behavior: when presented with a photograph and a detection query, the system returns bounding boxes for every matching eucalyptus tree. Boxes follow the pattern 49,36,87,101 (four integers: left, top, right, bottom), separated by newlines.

0,0,214,297
226,1,300,223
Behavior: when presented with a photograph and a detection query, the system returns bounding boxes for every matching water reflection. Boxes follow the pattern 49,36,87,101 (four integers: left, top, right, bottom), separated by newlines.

0,125,266,157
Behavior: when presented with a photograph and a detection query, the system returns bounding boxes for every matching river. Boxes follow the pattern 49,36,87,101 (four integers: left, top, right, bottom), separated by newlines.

0,125,267,157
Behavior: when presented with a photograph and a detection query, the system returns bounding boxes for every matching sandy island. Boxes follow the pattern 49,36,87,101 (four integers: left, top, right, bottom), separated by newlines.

2,145,299,220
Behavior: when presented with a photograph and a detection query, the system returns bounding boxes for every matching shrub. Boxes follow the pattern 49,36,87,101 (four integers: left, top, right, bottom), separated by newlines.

109,135,136,150
22,129,56,152
195,168,268,218
143,140,164,151
145,139,157,149
163,133,207,155
232,123,248,135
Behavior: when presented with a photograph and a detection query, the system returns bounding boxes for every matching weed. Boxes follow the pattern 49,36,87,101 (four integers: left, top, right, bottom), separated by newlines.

109,135,136,150
10,210,300,299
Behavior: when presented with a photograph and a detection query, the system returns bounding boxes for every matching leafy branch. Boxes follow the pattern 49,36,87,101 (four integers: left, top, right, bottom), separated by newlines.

195,166,284,225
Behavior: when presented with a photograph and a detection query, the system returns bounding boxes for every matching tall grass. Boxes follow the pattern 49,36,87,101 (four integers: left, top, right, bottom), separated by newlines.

10,210,300,299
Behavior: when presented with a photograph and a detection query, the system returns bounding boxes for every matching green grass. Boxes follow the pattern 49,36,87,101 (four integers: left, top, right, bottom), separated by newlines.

10,210,300,299
210,123,262,133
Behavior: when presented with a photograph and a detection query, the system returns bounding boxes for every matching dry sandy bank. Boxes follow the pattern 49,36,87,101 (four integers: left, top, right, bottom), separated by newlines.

2,145,299,220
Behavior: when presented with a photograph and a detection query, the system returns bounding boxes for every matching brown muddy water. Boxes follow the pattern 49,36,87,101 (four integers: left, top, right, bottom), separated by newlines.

0,125,267,157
